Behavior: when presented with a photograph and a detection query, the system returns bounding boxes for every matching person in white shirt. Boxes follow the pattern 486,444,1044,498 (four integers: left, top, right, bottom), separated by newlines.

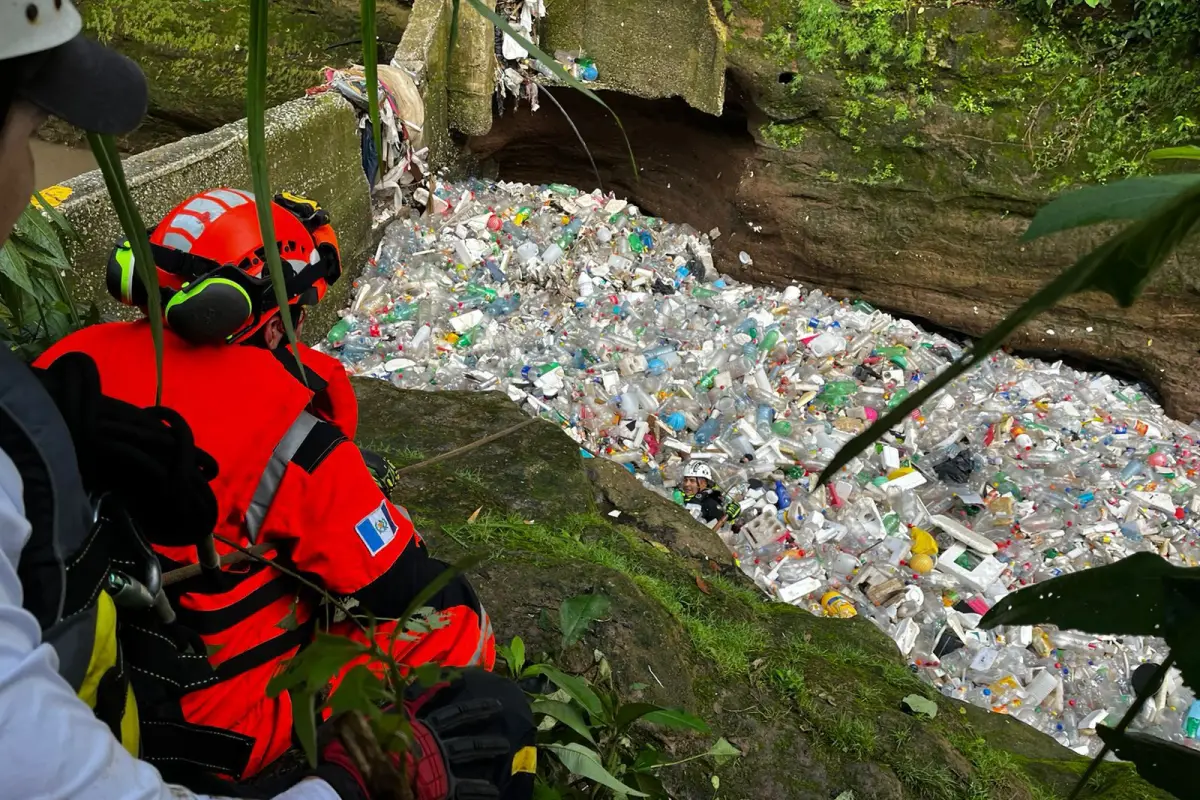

0,2,335,797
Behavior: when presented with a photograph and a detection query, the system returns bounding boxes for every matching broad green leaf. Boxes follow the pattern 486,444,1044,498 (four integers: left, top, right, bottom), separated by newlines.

641,707,712,733
1149,145,1200,161
0,241,35,295
1022,175,1200,241
542,743,648,797
360,0,381,182
461,0,638,179
31,190,76,237
559,593,610,649
979,553,1190,633
510,636,526,675
819,180,1200,487
633,771,668,798
246,0,305,385
327,663,388,718
14,206,69,268
532,699,597,744
87,132,163,404
291,687,319,767
707,737,741,766
615,703,712,734
901,694,938,719
526,664,605,720
1094,727,1200,799
632,748,664,773
266,632,368,696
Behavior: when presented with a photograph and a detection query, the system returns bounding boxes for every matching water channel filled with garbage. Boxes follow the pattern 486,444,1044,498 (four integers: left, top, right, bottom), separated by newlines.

322,178,1200,758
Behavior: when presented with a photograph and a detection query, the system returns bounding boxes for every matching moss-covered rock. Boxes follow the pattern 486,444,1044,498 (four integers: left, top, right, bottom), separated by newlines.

45,0,409,151
354,378,1168,799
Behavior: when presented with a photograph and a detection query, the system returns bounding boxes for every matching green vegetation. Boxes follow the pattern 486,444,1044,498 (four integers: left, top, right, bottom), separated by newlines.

760,121,807,149
756,0,1200,186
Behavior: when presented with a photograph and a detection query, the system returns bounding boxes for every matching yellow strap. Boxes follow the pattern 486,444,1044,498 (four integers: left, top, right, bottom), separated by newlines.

79,592,140,756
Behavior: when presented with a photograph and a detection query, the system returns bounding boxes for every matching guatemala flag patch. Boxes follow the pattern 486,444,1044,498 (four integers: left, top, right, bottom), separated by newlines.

355,501,398,556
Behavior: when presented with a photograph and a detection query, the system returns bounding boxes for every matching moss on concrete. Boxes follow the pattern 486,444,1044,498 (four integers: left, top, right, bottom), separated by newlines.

56,94,370,342
540,0,727,117
395,0,458,169
354,378,1171,799
65,0,408,151
447,0,498,136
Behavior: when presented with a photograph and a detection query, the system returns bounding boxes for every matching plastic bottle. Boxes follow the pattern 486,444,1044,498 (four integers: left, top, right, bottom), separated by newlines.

695,411,722,446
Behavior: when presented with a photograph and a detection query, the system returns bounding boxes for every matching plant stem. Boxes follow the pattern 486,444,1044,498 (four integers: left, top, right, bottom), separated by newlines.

1066,654,1176,800
213,533,371,636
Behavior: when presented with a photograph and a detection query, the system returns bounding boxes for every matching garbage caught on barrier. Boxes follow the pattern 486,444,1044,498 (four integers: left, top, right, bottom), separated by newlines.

327,177,1200,757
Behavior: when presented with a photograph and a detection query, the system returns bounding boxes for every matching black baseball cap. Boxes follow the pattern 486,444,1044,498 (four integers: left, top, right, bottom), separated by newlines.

6,0,147,134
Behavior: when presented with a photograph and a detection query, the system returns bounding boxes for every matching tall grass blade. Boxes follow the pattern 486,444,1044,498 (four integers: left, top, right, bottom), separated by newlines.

247,0,306,383
31,192,79,328
448,0,462,67
361,0,382,183
86,132,164,404
462,0,639,180
539,86,603,192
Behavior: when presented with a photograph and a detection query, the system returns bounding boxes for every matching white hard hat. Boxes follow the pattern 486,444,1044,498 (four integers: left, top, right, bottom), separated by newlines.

2,0,147,134
1,0,81,61
683,461,714,482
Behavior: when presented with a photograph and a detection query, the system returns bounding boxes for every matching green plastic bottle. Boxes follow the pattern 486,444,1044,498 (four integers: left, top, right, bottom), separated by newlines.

691,286,718,299
772,419,793,436
628,232,645,253
380,303,418,323
696,368,719,390
327,318,353,344
758,326,780,352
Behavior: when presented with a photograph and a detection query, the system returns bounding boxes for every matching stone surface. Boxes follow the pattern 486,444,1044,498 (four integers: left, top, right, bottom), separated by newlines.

354,378,1167,800
394,0,458,168
448,0,499,136
56,94,371,342
50,0,409,151
540,0,727,117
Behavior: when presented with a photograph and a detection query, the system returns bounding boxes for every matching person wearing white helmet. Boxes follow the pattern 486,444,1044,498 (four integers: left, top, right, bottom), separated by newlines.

0,3,339,798
679,461,741,526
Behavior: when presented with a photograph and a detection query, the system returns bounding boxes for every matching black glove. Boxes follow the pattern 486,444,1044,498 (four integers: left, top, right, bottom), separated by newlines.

275,191,331,231
316,669,535,800
360,446,400,497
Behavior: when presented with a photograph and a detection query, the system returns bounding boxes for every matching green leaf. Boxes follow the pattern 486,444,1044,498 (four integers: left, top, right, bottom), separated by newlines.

327,663,388,718
632,748,664,773
633,771,668,798
532,780,564,800
1022,175,1200,241
510,636,526,676
532,699,597,744
542,743,648,797
0,241,35,295
291,687,319,768
979,552,1188,633
1149,145,1200,161
87,132,163,404
615,703,712,734
266,632,368,697
14,206,69,268
559,593,610,649
360,0,381,183
526,664,605,721
461,0,638,179
707,737,741,766
901,694,938,719
818,179,1200,487
31,191,76,237
1094,727,1200,799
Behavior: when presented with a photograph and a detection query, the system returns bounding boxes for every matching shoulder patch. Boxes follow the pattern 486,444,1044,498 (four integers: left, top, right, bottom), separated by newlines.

290,420,348,473
355,500,399,556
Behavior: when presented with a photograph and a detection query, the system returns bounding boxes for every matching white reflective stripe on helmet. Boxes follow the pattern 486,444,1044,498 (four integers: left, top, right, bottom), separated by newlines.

0,0,82,62
683,461,713,481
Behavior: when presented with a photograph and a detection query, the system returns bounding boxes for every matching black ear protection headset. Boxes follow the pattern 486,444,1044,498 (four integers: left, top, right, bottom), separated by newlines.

105,194,341,345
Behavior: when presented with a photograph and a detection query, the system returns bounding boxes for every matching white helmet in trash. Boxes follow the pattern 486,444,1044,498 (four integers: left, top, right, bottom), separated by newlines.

683,461,714,482
1,0,147,135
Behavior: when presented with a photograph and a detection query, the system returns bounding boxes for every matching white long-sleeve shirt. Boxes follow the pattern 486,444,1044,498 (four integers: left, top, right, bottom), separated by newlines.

0,446,339,800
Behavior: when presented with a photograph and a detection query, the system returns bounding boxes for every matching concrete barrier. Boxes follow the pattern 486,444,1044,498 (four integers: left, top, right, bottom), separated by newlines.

57,93,371,340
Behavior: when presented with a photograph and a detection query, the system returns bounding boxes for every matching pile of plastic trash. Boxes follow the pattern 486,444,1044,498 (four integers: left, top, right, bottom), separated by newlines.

494,0,598,115
327,178,1200,755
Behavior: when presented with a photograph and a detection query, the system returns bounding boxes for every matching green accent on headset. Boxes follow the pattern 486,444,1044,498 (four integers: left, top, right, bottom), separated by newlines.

163,277,252,318
115,240,136,304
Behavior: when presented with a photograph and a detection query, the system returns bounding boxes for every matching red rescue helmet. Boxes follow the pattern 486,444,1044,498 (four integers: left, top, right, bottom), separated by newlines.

106,188,342,344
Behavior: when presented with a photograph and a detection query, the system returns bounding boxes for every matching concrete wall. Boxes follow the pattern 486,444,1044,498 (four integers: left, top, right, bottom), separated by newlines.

394,0,456,168
58,93,371,340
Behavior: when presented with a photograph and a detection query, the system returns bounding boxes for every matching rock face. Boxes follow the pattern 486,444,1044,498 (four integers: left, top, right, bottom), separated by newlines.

466,0,1200,420
50,0,409,151
354,379,1164,800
